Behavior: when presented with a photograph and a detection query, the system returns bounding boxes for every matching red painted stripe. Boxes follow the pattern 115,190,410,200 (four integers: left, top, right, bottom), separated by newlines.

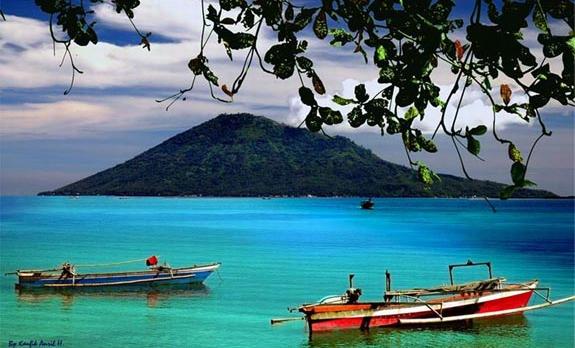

310,311,428,331
477,290,533,314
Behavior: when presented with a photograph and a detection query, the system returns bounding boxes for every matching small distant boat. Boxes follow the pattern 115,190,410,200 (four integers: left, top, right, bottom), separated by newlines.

7,256,221,289
273,260,575,334
360,198,374,209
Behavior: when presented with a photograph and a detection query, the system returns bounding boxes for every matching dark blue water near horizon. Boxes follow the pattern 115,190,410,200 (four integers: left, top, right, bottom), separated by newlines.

0,197,573,347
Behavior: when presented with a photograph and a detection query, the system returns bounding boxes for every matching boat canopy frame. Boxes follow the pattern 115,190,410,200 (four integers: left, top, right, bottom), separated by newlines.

449,260,492,285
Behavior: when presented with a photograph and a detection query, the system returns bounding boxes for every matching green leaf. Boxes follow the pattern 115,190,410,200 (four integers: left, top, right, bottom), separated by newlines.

242,9,255,28
404,106,419,121
319,107,343,125
533,4,548,32
500,185,516,200
529,93,550,109
294,8,318,31
296,56,313,71
264,43,291,64
541,35,564,58
418,165,433,186
364,98,387,115
35,0,62,14
430,97,445,108
74,28,98,46
403,131,420,152
206,5,218,22
567,36,575,56
220,0,246,11
378,66,395,83
298,86,316,106
468,125,487,136
417,163,440,187
511,162,525,185
216,26,254,50
313,10,328,39
274,61,295,79
329,28,354,47
483,77,492,91
284,4,294,21
228,32,255,49
366,112,384,127
466,135,480,155
203,68,218,86
354,84,369,103
220,17,236,25
332,95,354,106
418,137,438,153
386,118,400,134
347,106,366,128
375,45,387,64
188,56,204,75
508,143,523,163
395,84,417,107
364,99,386,127
305,107,322,132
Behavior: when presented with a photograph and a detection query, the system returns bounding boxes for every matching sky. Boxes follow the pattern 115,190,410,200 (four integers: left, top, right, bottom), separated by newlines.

1,1,573,196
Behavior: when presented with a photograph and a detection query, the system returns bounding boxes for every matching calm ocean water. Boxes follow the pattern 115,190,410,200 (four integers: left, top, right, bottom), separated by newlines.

0,197,573,347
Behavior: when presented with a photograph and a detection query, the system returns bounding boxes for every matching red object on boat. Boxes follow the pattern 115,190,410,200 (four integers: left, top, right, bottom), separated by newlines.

146,256,158,266
288,261,575,334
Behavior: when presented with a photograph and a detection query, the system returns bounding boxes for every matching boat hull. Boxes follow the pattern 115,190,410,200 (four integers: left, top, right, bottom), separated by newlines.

301,281,537,332
16,263,220,289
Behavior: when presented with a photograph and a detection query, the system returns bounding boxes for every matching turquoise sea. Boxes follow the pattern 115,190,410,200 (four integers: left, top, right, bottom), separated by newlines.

0,197,573,347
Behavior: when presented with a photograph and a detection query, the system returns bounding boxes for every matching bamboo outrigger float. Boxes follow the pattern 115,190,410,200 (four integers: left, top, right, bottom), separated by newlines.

273,261,575,334
6,256,221,289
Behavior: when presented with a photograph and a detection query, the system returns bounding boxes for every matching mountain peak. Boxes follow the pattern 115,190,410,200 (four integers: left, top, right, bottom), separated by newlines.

39,113,556,198
211,112,274,124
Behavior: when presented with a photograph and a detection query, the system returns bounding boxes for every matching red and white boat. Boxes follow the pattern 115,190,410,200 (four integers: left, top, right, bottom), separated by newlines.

274,261,574,334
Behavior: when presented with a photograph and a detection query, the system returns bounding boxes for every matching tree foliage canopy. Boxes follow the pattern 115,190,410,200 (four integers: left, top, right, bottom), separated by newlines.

31,0,575,198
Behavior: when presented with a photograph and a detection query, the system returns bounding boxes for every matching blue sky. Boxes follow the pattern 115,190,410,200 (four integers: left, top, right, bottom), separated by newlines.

1,1,573,196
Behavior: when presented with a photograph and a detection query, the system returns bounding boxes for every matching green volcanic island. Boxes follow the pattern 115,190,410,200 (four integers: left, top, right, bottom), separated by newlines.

39,114,555,198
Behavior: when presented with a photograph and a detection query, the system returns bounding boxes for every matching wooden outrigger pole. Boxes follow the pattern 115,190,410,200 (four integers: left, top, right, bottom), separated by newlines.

270,317,305,325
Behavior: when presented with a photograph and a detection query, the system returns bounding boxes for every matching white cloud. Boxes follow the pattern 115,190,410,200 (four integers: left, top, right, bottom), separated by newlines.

0,15,49,48
0,97,219,139
0,10,279,91
92,0,219,41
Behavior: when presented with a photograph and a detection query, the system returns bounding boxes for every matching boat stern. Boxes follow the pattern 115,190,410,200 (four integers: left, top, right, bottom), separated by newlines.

15,271,54,289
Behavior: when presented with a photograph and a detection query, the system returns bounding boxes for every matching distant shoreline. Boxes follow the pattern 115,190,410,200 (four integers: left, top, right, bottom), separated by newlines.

31,193,575,200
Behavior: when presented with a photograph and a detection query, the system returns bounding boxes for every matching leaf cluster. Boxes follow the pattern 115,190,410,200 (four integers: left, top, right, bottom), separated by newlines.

34,0,150,94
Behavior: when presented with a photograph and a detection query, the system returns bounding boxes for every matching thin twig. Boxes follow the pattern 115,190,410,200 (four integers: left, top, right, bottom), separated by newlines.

451,136,473,180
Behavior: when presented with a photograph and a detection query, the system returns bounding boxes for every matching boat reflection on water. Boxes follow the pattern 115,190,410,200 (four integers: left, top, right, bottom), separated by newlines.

16,283,211,309
304,315,530,348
